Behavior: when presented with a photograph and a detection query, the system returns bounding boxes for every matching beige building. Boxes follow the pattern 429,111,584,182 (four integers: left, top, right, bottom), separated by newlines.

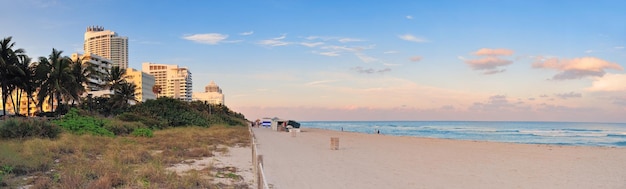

84,26,129,69
192,81,225,105
141,62,192,102
125,68,156,102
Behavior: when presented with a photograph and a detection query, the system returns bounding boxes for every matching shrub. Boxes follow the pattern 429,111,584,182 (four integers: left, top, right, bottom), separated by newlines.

131,128,153,138
104,120,147,136
53,108,114,137
0,118,62,139
116,112,167,129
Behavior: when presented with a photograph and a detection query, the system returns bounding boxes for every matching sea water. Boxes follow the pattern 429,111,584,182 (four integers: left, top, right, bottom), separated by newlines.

301,121,626,147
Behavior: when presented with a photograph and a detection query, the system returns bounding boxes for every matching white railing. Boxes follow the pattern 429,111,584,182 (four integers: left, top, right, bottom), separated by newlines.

250,127,270,189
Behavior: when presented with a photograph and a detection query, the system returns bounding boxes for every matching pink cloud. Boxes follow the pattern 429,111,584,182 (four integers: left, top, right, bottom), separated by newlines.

464,48,515,75
473,48,514,56
409,56,422,62
464,57,512,70
532,57,623,80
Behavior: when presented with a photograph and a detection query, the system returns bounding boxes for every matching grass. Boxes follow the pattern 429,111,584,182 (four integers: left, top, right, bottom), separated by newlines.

0,124,251,188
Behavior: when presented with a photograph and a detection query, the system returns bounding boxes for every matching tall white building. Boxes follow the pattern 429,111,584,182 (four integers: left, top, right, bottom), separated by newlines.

192,81,225,105
84,26,128,69
71,53,112,92
125,68,156,102
142,62,192,102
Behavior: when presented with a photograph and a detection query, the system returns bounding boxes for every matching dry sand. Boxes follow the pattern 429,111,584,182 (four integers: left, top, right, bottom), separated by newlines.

252,127,626,189
166,146,254,188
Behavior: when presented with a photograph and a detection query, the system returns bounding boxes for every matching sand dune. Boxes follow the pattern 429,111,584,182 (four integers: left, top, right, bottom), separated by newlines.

252,127,626,189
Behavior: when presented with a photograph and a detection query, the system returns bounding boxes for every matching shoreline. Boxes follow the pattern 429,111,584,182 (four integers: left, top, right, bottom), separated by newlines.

253,127,626,189
305,127,625,148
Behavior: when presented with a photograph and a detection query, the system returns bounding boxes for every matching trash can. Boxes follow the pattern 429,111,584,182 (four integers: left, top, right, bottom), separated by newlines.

330,137,339,150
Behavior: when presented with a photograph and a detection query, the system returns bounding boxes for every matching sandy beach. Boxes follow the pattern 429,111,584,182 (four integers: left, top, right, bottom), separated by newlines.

252,127,626,189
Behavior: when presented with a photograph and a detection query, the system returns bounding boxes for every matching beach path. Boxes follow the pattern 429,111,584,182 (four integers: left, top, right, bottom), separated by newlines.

252,127,626,189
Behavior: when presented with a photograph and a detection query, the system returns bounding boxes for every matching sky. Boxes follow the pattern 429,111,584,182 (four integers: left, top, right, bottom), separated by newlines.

2,0,626,122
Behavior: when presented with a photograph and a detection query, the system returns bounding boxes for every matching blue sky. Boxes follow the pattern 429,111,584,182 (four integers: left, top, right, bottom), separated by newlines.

2,0,626,122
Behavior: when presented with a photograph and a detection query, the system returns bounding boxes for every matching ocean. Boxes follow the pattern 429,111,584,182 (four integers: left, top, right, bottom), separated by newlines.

301,121,626,147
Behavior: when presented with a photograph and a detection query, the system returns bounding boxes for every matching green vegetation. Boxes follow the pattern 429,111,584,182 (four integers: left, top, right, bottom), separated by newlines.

52,108,114,137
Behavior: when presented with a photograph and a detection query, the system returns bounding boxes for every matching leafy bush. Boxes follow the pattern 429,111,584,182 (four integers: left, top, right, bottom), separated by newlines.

103,120,147,136
131,128,153,137
116,112,167,129
0,118,62,139
130,98,209,127
53,108,114,137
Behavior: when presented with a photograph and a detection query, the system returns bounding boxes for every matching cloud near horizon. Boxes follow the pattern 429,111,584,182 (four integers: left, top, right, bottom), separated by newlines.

586,73,626,92
183,33,228,44
464,48,514,75
554,92,582,99
532,57,623,80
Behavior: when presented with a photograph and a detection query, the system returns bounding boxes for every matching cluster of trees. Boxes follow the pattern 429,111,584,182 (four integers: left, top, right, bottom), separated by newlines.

0,36,137,116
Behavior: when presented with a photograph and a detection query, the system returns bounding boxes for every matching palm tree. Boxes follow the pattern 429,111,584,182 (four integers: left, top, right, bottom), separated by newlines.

110,82,137,113
9,55,33,115
37,48,73,113
152,84,162,98
105,66,127,91
65,55,95,105
0,37,25,114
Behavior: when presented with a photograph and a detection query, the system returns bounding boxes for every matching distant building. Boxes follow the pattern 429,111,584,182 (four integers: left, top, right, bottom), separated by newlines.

141,62,192,102
125,68,156,102
192,81,225,105
84,26,129,69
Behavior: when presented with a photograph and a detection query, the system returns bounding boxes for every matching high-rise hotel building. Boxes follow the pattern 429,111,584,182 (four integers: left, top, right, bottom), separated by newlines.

142,62,193,102
84,26,128,69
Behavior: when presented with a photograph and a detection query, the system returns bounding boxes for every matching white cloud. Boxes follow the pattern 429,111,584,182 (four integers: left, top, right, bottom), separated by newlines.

586,73,626,92
316,51,341,57
321,45,359,52
406,15,413,20
355,53,378,63
306,80,338,86
532,57,623,80
615,46,625,49
585,49,594,53
384,51,399,54
274,34,287,40
300,42,324,47
398,34,427,43
182,33,229,44
258,39,289,47
258,34,289,47
338,38,363,43
240,31,254,36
